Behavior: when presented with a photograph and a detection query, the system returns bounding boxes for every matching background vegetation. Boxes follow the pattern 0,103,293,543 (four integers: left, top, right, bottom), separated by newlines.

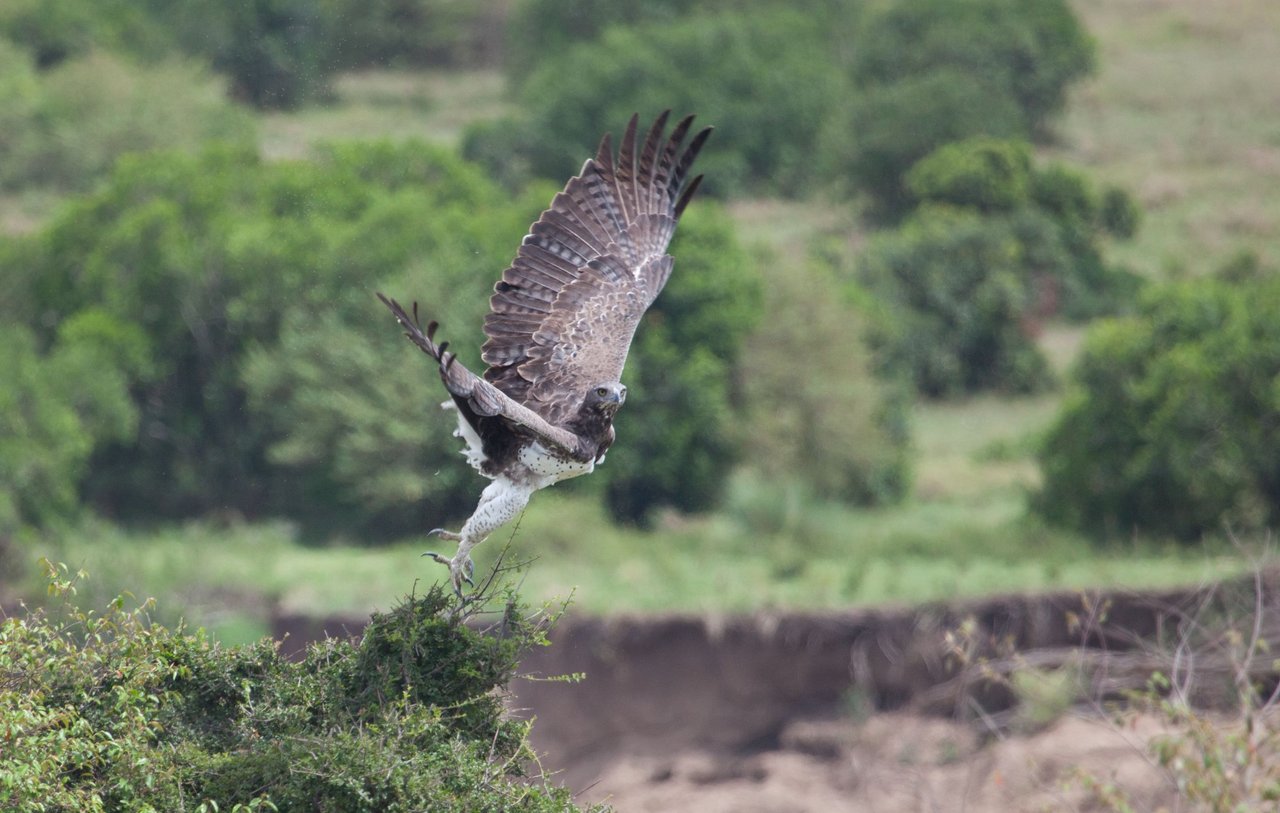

0,0,1276,624
2,0,1277,804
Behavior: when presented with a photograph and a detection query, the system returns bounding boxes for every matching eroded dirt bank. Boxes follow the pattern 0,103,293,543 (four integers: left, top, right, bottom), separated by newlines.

275,575,1279,811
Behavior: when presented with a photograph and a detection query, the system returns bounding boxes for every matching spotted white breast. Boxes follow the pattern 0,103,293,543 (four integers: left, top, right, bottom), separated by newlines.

516,442,595,488
446,400,594,489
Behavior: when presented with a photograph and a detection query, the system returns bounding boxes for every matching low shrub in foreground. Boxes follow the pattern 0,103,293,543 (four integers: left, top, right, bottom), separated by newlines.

0,561,592,812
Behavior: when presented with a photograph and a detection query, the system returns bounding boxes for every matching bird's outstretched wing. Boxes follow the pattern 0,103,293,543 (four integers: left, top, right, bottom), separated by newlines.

377,294,589,460
481,111,711,425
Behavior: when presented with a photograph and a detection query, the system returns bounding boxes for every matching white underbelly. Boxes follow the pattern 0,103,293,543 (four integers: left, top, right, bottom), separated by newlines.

517,442,594,487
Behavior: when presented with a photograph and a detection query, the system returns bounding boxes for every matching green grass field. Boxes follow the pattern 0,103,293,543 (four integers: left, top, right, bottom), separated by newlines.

259,68,509,158
10,0,1279,640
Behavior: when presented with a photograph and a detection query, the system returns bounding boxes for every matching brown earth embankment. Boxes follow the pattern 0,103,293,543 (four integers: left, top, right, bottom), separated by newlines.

273,573,1280,810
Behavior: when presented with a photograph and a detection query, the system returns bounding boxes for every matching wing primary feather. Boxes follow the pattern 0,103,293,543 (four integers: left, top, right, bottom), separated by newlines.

656,114,694,203
541,204,604,256
380,291,587,456
616,113,640,222
469,113,712,420
671,126,713,198
595,132,615,173
639,110,671,216
674,173,704,219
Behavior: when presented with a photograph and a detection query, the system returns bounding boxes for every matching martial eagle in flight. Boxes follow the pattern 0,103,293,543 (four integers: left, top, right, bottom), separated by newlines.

378,111,711,595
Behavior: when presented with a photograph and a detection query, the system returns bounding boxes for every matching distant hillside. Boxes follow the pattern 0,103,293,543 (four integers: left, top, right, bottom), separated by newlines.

1059,0,1280,277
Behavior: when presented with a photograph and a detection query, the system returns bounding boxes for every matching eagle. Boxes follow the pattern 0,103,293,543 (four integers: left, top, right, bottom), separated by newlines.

378,111,711,596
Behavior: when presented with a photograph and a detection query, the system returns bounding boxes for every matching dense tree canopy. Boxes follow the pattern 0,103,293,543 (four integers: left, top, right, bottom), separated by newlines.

2,141,759,535
0,320,141,533
479,8,847,198
839,0,1095,217
860,207,1054,398
858,137,1142,397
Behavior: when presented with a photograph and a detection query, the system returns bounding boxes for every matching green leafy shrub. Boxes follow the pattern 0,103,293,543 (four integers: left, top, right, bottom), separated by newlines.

859,207,1054,397
905,137,1143,320
0,561,593,812
1036,272,1280,540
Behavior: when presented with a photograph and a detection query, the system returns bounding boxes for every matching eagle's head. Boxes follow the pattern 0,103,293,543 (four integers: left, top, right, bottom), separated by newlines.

585,382,627,416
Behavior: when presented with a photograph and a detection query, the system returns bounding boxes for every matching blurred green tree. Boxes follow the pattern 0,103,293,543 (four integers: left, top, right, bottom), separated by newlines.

0,314,145,532
849,0,1093,133
0,0,169,68
834,68,1027,217
0,0,335,110
0,48,254,193
905,137,1034,214
858,138,1142,397
860,206,1054,397
1036,271,1280,541
906,137,1143,319
215,0,333,108
476,8,848,197
503,0,700,79
739,260,910,504
838,0,1094,217
324,0,505,68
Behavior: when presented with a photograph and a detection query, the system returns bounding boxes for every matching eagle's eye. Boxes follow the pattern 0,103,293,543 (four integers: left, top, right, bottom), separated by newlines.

595,386,609,397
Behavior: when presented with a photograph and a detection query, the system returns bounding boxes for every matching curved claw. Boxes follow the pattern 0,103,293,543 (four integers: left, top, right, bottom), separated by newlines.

422,550,475,597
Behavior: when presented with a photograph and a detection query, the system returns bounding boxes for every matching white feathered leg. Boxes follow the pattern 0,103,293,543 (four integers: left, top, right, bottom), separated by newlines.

426,476,535,597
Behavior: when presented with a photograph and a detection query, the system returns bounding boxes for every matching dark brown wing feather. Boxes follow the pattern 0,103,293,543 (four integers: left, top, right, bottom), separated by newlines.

482,111,711,425
376,293,590,463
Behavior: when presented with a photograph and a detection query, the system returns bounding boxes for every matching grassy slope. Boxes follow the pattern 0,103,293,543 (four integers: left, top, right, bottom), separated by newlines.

259,69,508,158
1056,0,1280,278
15,0,1279,634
